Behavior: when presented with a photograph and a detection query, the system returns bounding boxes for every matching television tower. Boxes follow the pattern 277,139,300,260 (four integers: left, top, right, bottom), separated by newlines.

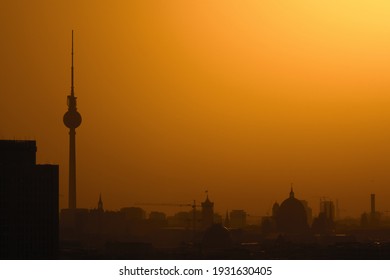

63,30,82,209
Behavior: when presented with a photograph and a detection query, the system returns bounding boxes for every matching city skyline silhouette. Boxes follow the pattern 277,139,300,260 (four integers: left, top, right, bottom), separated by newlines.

2,1,390,227
2,138,390,259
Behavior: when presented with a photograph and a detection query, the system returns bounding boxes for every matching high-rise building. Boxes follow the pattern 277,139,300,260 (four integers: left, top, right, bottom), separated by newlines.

0,140,59,259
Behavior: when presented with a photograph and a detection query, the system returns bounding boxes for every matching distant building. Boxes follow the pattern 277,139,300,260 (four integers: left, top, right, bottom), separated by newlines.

201,193,214,229
213,213,222,224
359,194,381,228
300,200,313,225
60,208,89,233
312,199,336,234
149,211,166,222
369,193,380,225
202,224,232,253
224,211,230,228
275,188,309,234
168,211,192,228
312,212,334,234
149,211,167,227
97,193,104,213
272,202,279,218
230,210,247,228
371,194,375,216
120,207,146,221
320,199,335,221
360,212,369,228
0,140,59,259
261,216,275,235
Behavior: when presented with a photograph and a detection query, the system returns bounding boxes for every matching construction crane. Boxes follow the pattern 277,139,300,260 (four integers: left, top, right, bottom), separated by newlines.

135,200,201,241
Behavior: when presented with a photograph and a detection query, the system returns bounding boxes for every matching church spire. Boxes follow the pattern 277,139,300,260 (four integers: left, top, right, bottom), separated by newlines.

201,190,214,229
98,193,104,212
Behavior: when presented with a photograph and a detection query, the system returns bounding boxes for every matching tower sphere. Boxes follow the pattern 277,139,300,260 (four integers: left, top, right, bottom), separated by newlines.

63,110,82,129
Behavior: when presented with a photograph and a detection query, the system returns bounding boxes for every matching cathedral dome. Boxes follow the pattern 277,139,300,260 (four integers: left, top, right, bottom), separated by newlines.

276,188,308,234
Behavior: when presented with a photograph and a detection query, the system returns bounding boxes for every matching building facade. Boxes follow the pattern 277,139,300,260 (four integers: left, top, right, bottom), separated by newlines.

0,140,59,259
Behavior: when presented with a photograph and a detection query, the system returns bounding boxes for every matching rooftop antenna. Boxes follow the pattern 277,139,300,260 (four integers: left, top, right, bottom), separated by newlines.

71,30,74,97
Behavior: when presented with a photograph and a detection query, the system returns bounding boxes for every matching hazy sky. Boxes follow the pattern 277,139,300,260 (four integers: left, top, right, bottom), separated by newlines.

1,1,390,217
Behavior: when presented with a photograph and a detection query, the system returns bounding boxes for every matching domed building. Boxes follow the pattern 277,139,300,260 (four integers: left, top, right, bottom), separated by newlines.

275,188,309,234
272,202,280,217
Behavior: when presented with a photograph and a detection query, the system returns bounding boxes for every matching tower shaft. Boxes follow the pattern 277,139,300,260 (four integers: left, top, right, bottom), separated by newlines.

68,128,76,209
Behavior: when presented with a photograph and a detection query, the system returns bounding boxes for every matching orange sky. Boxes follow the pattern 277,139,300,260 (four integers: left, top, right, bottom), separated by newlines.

1,1,390,217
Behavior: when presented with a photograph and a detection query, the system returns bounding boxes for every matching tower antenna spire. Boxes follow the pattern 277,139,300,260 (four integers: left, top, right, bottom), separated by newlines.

71,30,74,97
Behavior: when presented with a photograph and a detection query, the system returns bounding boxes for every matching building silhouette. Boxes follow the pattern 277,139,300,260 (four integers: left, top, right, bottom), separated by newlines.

0,140,59,259
320,199,335,222
224,210,230,228
369,193,380,225
300,200,313,225
201,223,232,255
121,207,146,221
274,188,309,234
272,202,279,218
97,193,104,213
201,193,214,229
230,210,247,228
149,211,166,223
360,194,381,228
